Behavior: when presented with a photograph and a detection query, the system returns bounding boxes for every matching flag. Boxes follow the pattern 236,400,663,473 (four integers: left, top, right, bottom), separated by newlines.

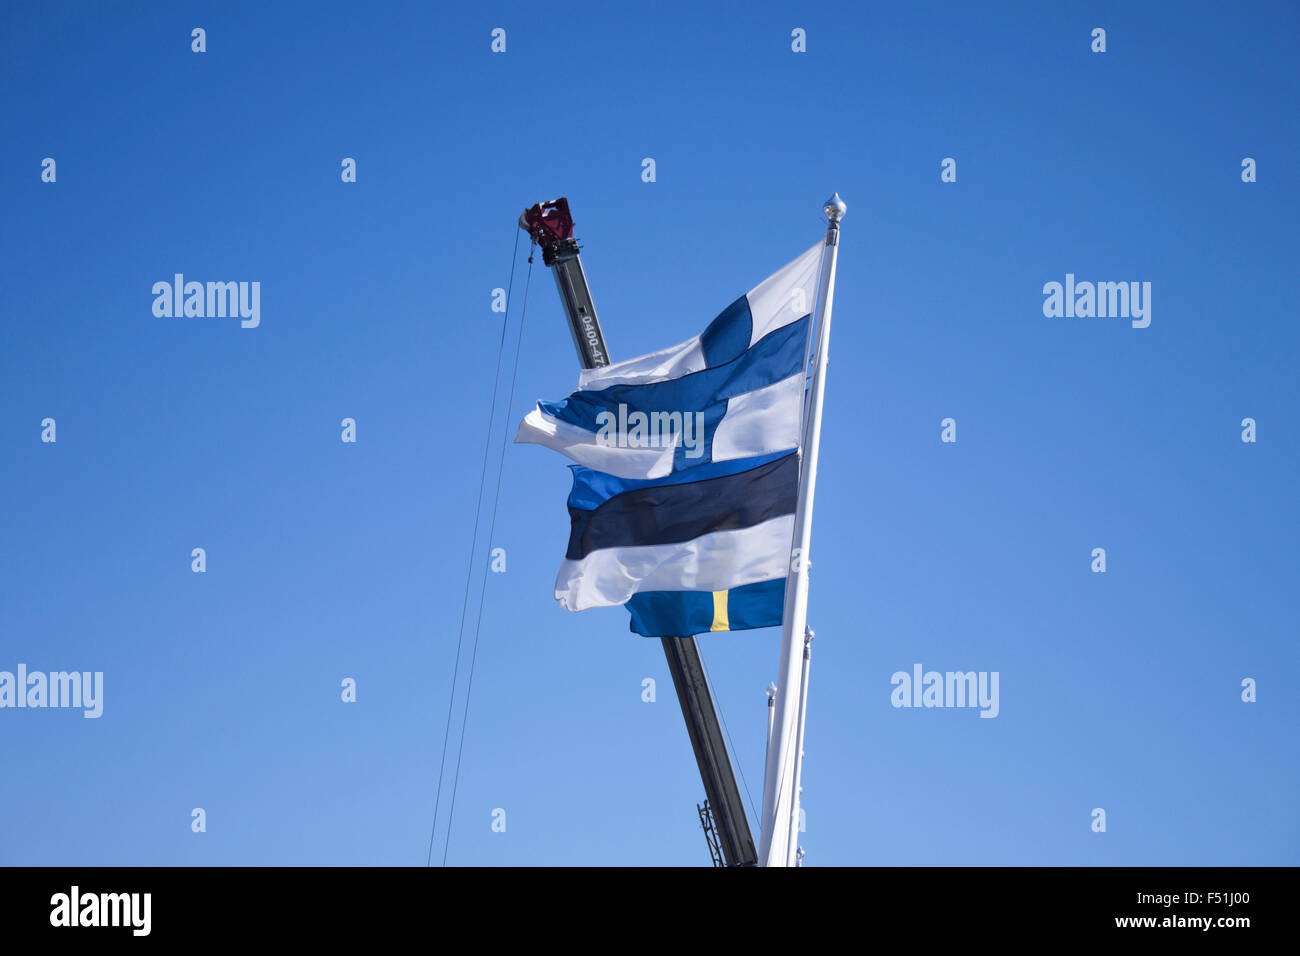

555,451,798,611
626,578,785,637
515,242,821,479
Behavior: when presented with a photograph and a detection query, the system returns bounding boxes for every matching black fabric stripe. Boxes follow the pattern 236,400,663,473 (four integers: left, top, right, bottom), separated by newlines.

565,452,798,560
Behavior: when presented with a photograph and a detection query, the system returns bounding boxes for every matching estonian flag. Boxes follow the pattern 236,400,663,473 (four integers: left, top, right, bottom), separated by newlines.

516,243,821,479
556,451,797,611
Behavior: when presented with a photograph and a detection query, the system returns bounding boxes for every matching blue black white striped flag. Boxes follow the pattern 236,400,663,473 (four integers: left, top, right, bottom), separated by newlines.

557,451,796,611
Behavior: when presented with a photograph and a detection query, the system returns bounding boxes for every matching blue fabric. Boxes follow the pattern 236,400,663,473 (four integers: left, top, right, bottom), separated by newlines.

699,295,753,366
567,449,793,512
626,577,786,637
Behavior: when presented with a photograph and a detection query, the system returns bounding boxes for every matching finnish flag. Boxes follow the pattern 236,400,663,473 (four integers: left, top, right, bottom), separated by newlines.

515,243,822,479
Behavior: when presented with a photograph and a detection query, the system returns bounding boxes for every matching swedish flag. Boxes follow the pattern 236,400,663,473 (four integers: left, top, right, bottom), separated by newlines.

626,578,785,637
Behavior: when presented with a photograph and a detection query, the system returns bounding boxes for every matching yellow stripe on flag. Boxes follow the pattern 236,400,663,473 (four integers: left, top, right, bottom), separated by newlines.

710,590,730,632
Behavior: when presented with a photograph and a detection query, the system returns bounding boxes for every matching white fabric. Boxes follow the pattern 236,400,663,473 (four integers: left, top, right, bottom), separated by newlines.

745,242,823,346
709,373,804,464
515,407,676,479
554,515,796,611
578,336,706,391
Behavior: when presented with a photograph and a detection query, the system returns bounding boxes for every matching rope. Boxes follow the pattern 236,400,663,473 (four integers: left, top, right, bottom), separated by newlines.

426,229,521,866
698,650,762,830
440,246,535,865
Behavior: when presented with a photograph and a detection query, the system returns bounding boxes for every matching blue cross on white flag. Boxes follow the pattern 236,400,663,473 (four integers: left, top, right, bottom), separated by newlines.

515,242,822,479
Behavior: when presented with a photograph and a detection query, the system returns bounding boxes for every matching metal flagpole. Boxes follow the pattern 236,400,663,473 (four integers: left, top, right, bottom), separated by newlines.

786,626,813,864
765,681,777,766
758,193,845,867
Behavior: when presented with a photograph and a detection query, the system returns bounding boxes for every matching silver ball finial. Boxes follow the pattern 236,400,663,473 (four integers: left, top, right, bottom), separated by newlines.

766,682,778,701
823,193,846,222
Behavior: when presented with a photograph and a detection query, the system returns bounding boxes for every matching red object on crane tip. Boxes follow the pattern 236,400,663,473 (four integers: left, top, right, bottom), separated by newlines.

520,197,575,246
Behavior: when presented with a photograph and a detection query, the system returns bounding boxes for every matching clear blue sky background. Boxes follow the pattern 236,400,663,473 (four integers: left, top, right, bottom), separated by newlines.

2,1,1296,866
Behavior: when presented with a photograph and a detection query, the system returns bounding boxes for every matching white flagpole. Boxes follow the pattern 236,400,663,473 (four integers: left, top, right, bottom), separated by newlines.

758,193,844,867
786,626,813,865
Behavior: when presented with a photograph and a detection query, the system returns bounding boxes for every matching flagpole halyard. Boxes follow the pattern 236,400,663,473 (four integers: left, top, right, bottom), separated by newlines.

759,193,845,867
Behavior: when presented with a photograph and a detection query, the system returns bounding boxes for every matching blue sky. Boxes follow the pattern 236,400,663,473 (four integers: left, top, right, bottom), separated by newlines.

1,0,1296,866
